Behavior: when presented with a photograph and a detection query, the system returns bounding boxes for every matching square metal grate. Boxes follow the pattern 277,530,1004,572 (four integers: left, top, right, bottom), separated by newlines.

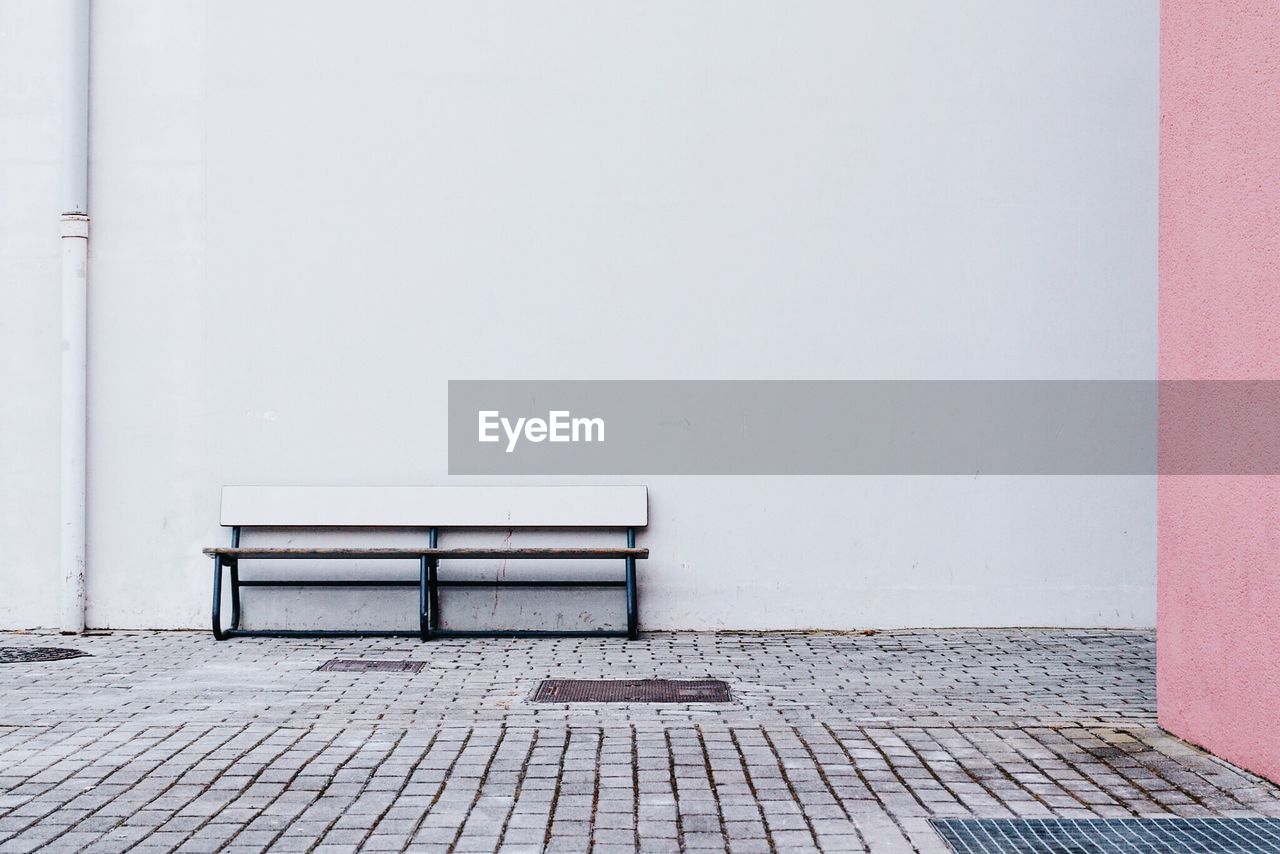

931,818,1280,854
531,678,731,703
316,659,424,674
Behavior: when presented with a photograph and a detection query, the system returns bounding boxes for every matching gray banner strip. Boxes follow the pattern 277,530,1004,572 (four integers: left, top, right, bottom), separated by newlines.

450,381,1127,474
448,381,1280,475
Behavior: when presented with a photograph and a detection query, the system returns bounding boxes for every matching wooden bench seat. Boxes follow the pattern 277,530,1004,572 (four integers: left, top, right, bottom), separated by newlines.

203,547,649,559
204,485,648,641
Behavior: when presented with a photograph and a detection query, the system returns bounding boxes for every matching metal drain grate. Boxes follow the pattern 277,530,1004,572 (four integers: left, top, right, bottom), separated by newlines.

532,678,731,703
0,647,89,664
316,659,424,673
931,818,1280,853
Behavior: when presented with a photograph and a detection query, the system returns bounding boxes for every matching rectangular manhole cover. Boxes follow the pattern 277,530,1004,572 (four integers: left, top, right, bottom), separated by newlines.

532,678,731,703
317,659,424,674
931,818,1280,853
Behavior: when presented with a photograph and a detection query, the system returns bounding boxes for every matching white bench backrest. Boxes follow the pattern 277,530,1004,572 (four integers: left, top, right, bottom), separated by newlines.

220,485,648,528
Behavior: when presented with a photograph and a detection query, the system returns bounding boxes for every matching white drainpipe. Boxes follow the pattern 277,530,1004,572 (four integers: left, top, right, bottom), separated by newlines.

60,0,90,633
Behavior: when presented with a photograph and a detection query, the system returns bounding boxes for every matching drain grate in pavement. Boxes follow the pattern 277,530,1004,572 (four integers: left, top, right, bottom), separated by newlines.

0,647,89,664
931,818,1280,853
532,678,731,703
317,659,424,673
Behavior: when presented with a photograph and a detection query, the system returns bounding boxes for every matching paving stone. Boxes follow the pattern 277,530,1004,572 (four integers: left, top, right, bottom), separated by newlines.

0,629,1277,852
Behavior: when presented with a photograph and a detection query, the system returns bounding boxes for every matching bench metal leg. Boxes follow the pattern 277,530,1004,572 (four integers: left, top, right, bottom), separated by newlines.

427,527,440,634
428,560,440,633
427,555,437,640
229,561,242,631
625,527,638,640
211,555,229,641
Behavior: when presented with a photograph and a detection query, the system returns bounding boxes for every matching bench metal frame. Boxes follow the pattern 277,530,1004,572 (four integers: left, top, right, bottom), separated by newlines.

208,525,642,641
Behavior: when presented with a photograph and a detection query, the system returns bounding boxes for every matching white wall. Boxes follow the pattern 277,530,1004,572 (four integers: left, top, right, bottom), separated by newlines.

1,0,1158,631
0,1,64,628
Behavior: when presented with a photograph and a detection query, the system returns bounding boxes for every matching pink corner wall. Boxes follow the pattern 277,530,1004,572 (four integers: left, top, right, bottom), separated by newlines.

1159,0,1280,783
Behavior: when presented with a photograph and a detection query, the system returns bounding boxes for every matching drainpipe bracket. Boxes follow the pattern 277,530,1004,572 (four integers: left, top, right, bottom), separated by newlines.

60,214,89,239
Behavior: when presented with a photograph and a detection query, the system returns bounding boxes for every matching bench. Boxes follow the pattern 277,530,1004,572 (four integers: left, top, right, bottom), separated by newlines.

202,485,648,640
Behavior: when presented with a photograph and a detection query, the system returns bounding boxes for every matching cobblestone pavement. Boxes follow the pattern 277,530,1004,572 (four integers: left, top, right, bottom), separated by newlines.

1,630,1278,853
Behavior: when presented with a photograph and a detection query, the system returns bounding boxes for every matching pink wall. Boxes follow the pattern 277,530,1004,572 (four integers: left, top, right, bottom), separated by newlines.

1159,0,1280,783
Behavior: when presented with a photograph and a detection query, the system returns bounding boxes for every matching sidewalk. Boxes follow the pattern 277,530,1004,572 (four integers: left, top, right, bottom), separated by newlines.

1,630,1277,853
